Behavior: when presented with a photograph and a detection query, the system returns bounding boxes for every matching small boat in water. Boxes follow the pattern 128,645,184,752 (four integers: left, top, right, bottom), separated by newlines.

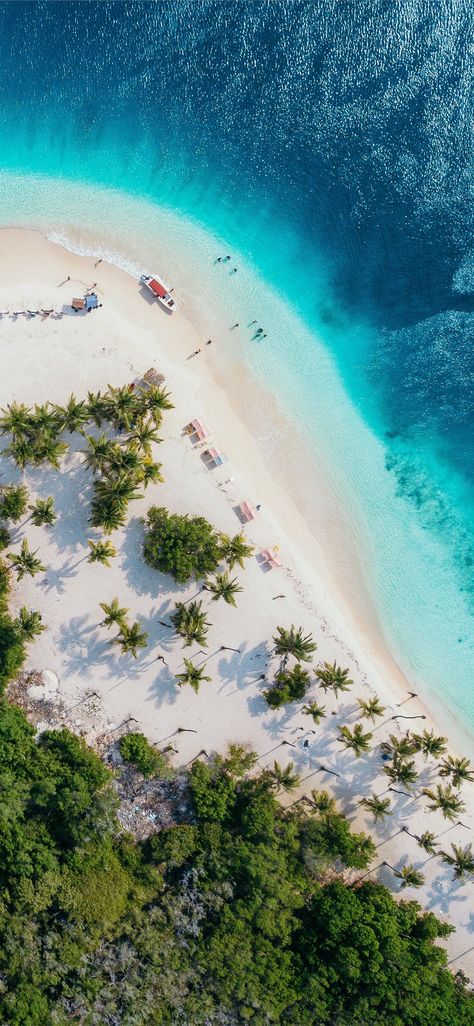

140,273,177,313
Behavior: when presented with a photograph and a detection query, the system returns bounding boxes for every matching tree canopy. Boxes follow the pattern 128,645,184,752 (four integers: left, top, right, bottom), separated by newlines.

0,700,470,1026
144,506,222,583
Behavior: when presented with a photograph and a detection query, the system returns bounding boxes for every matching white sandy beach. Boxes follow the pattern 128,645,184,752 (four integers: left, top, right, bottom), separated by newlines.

0,228,472,973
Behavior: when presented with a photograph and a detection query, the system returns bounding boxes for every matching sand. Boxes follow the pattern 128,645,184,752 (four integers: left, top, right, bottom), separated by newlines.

0,227,472,974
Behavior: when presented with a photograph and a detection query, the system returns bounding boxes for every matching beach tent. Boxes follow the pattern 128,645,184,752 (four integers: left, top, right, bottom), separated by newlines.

261,547,283,569
186,418,210,441
204,447,227,467
238,500,259,522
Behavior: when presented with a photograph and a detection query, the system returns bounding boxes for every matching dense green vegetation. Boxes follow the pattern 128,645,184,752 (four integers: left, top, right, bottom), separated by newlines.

119,731,169,777
0,560,27,691
144,505,223,583
0,698,470,1026
0,384,473,1024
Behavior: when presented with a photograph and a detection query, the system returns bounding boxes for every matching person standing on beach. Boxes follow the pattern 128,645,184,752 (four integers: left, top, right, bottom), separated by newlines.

230,323,239,329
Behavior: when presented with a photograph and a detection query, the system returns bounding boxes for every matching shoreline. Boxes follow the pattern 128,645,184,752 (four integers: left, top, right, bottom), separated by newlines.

0,227,472,971
1,225,472,753
0,173,472,732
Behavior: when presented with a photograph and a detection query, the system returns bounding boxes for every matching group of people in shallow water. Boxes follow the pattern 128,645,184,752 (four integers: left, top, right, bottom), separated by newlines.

215,256,267,340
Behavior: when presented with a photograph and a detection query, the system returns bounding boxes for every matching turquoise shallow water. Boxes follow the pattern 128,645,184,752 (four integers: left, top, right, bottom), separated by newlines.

0,0,472,731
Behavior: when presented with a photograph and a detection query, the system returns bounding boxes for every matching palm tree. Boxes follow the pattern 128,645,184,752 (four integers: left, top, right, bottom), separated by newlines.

386,863,425,889
90,494,128,534
415,830,438,855
0,526,10,551
171,601,211,647
175,658,211,694
310,789,337,815
439,755,474,788
317,661,353,697
423,784,466,821
357,696,386,722
271,760,301,792
108,443,143,476
30,402,62,435
56,394,89,434
302,701,327,725
15,607,45,641
0,484,28,522
440,843,474,881
116,621,148,658
7,539,46,580
383,755,418,789
360,793,392,822
94,472,143,505
338,723,373,757
129,419,162,454
100,597,130,631
0,401,31,437
411,728,448,761
273,624,317,666
382,732,417,759
205,571,243,606
3,437,31,471
219,532,255,570
82,434,117,474
86,390,109,427
142,384,174,423
32,433,68,469
137,458,164,487
104,384,138,431
28,497,57,527
87,539,117,567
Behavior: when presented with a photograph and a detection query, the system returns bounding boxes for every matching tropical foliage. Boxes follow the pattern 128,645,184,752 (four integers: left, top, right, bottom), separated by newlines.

119,732,168,777
28,495,57,526
316,660,353,696
0,704,470,1025
273,624,317,665
263,663,311,708
176,658,211,693
219,531,254,569
7,538,46,580
360,793,392,822
423,784,466,821
338,722,373,757
87,538,117,566
205,570,243,606
357,695,386,722
440,843,474,881
0,484,28,522
171,600,211,647
144,506,222,583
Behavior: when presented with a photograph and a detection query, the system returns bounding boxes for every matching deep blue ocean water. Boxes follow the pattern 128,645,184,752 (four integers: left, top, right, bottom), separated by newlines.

0,1,472,726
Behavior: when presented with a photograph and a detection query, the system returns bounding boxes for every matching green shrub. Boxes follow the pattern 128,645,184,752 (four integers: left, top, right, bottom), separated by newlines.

0,485,28,522
0,614,26,692
119,732,168,777
0,526,11,551
0,560,10,606
263,665,311,708
143,506,221,583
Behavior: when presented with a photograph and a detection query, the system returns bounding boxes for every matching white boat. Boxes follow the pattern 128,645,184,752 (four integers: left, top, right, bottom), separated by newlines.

140,274,177,313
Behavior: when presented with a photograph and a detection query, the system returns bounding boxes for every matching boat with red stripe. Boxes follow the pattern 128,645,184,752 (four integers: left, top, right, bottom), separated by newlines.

140,273,177,312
